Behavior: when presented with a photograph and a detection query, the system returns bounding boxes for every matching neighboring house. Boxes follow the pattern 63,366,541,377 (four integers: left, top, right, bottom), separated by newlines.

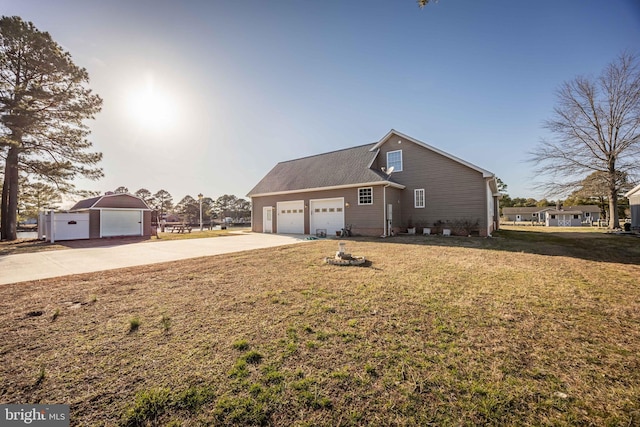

502,207,552,223
625,184,640,231
545,205,601,227
247,129,500,237
503,205,601,226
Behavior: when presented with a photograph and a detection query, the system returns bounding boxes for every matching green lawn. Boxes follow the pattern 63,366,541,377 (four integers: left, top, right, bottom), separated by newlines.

1,229,638,426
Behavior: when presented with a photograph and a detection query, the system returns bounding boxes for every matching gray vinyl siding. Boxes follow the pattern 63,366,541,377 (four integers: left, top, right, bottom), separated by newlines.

631,194,640,229
374,135,488,232
251,185,391,236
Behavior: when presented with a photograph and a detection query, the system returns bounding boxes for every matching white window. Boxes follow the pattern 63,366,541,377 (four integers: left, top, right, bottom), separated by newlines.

414,189,425,208
358,187,373,205
386,150,403,172
585,212,590,218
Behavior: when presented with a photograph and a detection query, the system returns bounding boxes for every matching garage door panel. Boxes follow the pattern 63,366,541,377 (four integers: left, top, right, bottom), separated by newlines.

310,198,344,236
102,210,142,236
276,201,304,234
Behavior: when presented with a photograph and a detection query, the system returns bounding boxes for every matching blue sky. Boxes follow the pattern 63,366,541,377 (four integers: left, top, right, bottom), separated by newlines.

4,0,640,205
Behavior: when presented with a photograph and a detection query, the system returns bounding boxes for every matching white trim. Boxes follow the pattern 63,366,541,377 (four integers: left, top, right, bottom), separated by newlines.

358,187,373,205
371,129,495,178
249,180,405,198
625,183,640,198
75,193,151,210
366,148,380,169
263,206,273,233
386,149,403,172
414,188,425,208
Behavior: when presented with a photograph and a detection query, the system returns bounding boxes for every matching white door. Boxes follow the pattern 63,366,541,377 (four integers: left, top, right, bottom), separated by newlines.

276,201,304,234
263,207,273,233
310,198,344,236
101,209,142,236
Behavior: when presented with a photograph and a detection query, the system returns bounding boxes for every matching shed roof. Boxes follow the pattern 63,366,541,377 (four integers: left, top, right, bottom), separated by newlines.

247,143,403,197
70,193,151,211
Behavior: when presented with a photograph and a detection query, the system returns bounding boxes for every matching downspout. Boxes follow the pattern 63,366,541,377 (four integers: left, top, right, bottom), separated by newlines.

383,183,392,237
383,184,387,237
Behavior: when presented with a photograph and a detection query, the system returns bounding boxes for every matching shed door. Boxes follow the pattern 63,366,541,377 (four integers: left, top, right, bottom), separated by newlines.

276,201,304,234
101,210,142,237
310,198,344,236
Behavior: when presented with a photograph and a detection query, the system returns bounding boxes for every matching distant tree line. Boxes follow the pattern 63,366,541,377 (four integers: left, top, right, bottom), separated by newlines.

498,173,631,220
110,187,251,225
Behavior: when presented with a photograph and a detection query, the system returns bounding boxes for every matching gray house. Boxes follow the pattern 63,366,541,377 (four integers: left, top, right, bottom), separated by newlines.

248,130,500,237
502,207,551,223
625,184,640,231
503,205,601,226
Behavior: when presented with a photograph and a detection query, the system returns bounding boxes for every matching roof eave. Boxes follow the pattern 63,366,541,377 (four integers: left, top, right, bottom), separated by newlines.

624,183,640,198
249,181,406,198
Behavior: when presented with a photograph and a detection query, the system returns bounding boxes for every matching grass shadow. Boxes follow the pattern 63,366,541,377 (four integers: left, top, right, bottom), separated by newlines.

348,228,640,265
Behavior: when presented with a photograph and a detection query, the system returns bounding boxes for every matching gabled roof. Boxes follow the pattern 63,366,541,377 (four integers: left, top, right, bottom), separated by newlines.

503,205,600,214
561,205,601,213
247,143,404,197
372,129,495,179
502,207,552,214
625,183,640,198
70,193,151,211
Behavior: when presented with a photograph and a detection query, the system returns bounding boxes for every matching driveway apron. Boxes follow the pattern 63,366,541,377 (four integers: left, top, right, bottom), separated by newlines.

0,233,307,285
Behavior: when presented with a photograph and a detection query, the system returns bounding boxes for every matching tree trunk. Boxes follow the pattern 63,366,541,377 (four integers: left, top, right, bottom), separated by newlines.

608,190,620,229
1,146,20,241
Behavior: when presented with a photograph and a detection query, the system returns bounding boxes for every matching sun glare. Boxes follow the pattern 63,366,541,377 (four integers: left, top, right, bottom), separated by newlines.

125,78,177,131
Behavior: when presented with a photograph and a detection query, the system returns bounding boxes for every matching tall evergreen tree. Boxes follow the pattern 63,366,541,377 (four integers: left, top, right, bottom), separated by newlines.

0,16,103,240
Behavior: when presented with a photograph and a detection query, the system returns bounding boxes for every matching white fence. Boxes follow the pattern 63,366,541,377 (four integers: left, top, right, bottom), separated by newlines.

38,211,90,242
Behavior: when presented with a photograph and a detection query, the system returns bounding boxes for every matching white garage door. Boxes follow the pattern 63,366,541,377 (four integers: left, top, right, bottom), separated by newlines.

102,209,142,237
276,200,304,234
52,213,90,241
310,198,344,237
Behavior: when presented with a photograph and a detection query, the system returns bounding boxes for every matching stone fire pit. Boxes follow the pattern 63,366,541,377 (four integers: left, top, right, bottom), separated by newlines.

324,242,366,266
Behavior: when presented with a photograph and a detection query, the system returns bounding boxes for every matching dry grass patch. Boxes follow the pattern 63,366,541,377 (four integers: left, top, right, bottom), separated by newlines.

1,231,639,425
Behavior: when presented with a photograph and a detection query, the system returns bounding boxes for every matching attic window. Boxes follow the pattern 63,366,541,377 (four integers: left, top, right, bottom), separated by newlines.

358,187,373,205
387,150,403,172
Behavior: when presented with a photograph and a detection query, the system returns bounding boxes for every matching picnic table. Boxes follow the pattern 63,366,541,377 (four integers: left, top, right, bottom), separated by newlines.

169,224,192,233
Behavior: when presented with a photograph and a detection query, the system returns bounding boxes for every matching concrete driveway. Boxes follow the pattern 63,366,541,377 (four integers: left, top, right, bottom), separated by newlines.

0,233,308,285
